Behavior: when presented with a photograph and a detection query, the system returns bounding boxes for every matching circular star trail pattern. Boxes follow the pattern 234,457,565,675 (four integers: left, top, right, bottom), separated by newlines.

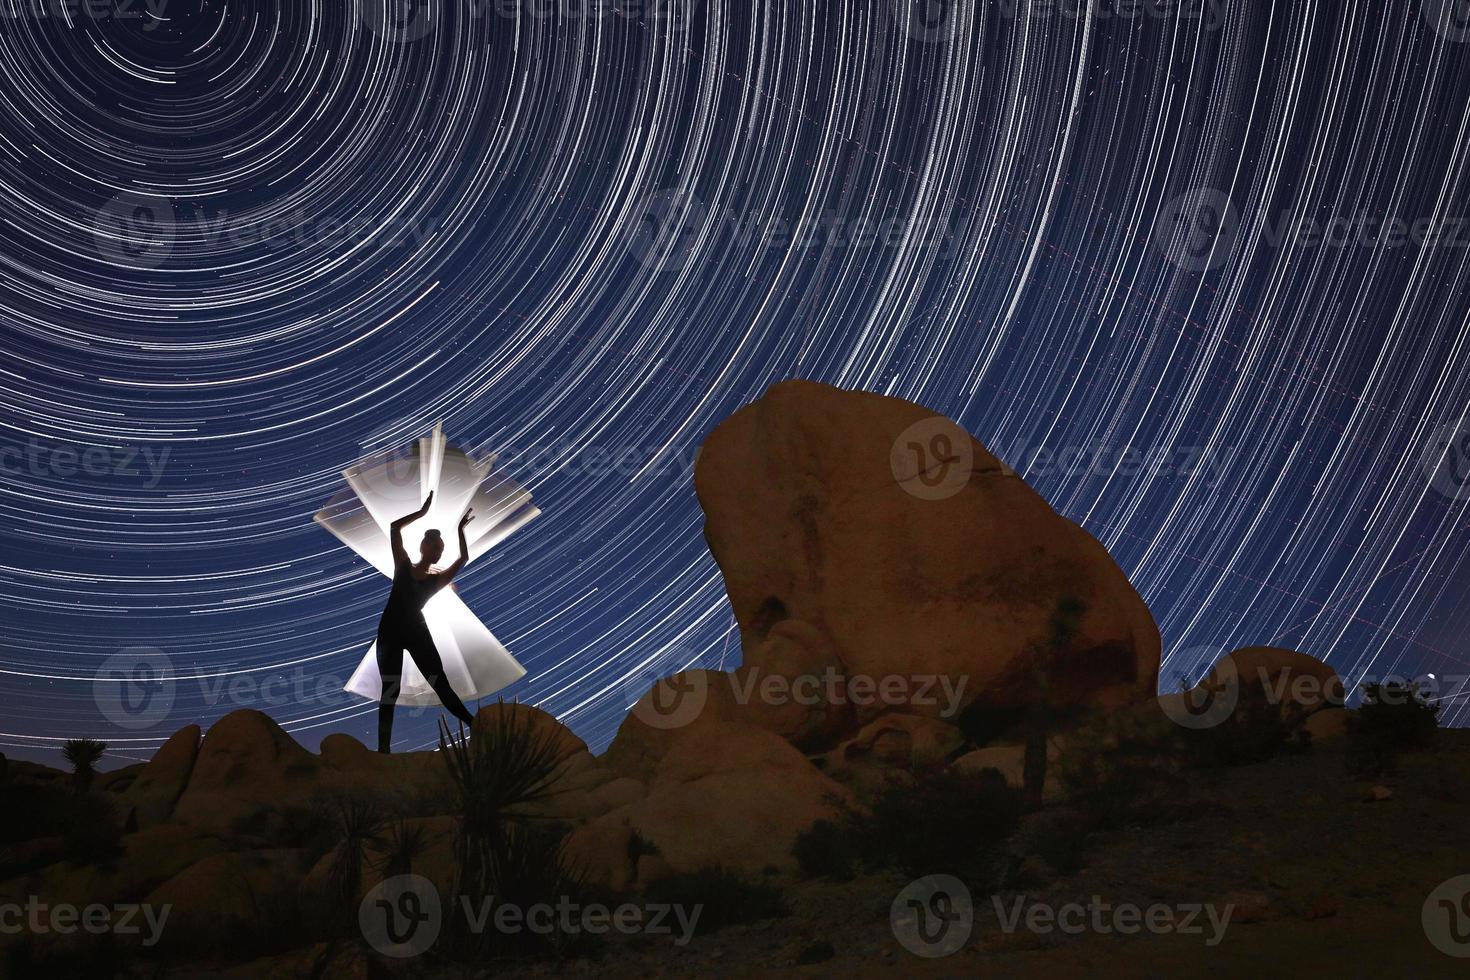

3,0,1470,762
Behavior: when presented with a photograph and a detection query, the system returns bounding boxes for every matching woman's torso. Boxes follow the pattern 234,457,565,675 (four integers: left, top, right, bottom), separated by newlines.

380,560,440,625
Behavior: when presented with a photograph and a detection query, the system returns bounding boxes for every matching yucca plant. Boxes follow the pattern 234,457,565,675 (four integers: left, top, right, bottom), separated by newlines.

377,819,429,881
61,739,107,794
437,706,585,956
316,792,386,935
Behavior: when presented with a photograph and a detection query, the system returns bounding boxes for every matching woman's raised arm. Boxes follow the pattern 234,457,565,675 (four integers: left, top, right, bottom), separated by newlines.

439,508,475,583
389,491,434,566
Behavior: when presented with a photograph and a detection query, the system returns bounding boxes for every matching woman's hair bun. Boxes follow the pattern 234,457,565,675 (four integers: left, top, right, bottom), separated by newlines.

422,529,443,540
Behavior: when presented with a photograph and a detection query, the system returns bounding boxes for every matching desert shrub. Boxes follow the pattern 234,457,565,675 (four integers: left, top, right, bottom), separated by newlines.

869,767,1023,876
794,767,1023,884
61,739,107,794
1347,681,1440,778
1180,692,1307,769
438,708,594,959
1004,807,1088,884
792,815,858,881
641,867,788,936
379,818,431,880
308,792,388,936
1057,709,1189,828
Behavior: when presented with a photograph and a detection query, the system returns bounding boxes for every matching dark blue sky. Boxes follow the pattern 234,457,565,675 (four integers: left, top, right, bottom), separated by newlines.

3,1,1470,765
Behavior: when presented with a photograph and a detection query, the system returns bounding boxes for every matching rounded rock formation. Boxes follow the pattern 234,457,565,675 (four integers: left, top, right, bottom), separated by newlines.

694,380,1161,721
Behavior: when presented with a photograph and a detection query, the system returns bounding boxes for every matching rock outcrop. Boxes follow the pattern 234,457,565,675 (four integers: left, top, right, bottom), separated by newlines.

1212,645,1343,720
171,710,323,837
567,722,852,889
692,380,1161,722
124,724,200,828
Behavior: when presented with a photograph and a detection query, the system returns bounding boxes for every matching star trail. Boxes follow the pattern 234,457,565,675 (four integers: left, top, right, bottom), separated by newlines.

3,0,1470,765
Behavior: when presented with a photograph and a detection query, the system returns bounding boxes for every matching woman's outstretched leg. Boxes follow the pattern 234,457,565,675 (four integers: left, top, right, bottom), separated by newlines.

405,630,476,729
376,632,405,753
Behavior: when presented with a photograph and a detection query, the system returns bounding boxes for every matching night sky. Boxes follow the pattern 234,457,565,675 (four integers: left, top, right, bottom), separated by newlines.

3,1,1470,766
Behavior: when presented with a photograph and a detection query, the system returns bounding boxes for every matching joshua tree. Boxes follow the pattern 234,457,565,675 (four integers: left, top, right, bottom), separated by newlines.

1023,597,1084,810
61,738,107,794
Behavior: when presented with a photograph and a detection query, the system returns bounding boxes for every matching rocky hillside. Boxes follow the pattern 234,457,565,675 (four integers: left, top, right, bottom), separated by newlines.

2,381,1459,976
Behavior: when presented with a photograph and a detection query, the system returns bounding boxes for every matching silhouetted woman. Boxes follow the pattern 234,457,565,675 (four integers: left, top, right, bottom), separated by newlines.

376,491,477,753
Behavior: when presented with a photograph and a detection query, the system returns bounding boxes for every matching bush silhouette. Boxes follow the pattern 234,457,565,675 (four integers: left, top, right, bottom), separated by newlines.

61,739,107,794
794,767,1023,883
1347,681,1440,778
438,707,592,958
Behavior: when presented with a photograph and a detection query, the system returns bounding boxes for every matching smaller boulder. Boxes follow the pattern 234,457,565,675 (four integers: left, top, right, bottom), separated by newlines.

569,722,851,889
1301,707,1351,742
1211,646,1342,722
814,714,966,800
951,738,1065,803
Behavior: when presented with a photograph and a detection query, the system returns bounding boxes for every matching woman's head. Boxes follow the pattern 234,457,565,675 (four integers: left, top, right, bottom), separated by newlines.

420,529,444,563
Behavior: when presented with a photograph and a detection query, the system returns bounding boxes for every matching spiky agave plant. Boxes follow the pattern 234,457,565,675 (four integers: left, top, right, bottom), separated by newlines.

61,738,107,794
377,819,429,881
317,792,386,934
437,705,586,955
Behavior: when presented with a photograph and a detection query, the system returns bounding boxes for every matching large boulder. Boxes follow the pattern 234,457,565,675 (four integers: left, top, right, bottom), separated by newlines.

694,380,1160,720
171,710,322,838
317,732,455,813
470,701,589,758
124,724,200,828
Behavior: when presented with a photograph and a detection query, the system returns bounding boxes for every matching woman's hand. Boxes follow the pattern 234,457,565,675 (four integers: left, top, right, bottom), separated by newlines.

395,490,434,526
390,490,436,563
440,508,474,583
